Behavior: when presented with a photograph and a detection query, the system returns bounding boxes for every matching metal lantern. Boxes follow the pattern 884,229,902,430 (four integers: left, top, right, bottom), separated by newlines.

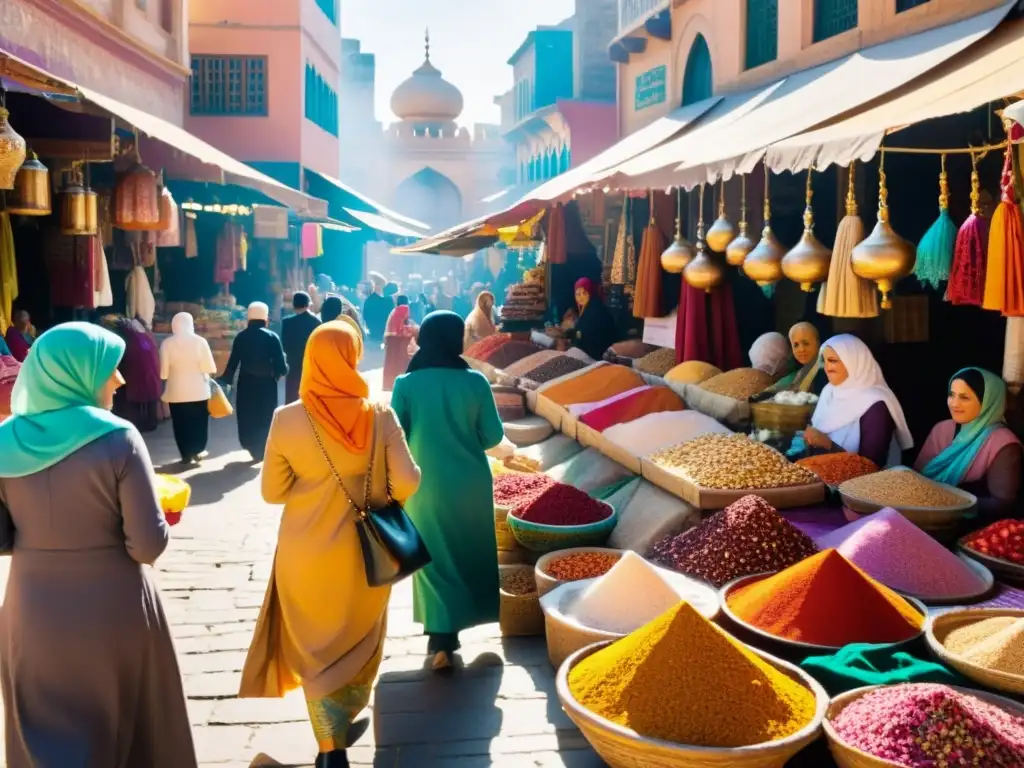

782,167,832,292
683,183,725,292
660,187,696,273
705,177,737,253
726,174,755,266
851,159,915,310
0,106,26,190
7,152,51,216
60,164,98,236
743,165,785,287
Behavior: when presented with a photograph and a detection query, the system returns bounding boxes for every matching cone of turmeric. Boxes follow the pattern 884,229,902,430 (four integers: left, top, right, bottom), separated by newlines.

567,601,817,748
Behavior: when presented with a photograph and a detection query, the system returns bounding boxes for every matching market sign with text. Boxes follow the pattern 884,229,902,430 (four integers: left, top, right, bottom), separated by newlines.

635,65,667,111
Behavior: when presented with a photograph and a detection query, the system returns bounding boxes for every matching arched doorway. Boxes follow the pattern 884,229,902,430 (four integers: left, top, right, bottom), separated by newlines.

394,167,463,232
682,34,713,106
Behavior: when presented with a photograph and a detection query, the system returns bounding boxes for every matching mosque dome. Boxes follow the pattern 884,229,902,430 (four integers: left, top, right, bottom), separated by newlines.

390,31,464,123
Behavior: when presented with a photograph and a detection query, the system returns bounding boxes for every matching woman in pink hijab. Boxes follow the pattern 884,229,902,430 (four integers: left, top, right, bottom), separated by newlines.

382,296,418,391
4,310,35,362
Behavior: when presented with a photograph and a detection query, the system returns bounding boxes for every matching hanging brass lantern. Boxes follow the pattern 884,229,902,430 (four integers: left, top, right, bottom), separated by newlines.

851,156,916,310
660,187,696,273
743,165,785,287
7,152,51,216
706,177,737,253
782,166,832,292
726,174,755,266
0,106,27,190
60,164,98,236
683,183,725,292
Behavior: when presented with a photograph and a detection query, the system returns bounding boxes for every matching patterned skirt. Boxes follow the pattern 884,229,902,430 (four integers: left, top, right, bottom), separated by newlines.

304,635,384,752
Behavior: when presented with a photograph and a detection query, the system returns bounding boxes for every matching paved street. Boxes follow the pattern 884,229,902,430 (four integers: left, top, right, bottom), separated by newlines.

0,350,602,768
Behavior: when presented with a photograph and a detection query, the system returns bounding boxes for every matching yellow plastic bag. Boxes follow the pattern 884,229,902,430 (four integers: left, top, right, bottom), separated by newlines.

154,474,191,526
208,381,233,419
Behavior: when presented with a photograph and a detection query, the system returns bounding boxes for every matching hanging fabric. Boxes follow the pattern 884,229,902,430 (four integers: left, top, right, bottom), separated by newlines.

301,223,319,259
914,155,957,290
1004,317,1024,393
817,163,878,318
125,265,155,327
984,143,1024,315
609,198,637,294
156,188,181,248
675,281,708,364
709,283,742,371
185,216,198,258
948,152,988,306
99,194,114,248
240,229,249,272
632,192,664,319
0,212,17,335
214,221,239,285
545,204,567,266
93,235,113,308
44,227,95,308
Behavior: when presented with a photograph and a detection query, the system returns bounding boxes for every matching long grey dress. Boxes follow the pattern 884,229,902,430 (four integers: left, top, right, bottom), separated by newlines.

0,428,197,768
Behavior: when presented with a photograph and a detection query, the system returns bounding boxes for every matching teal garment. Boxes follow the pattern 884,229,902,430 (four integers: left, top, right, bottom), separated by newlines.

0,322,130,479
391,367,505,635
801,643,967,696
921,367,1006,486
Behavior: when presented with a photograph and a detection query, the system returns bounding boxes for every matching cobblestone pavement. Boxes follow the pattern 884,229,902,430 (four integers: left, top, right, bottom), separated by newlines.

0,349,604,768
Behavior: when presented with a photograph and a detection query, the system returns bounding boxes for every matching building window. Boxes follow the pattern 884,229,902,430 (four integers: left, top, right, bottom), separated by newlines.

813,0,858,43
190,56,267,116
305,64,339,136
682,35,713,107
745,0,778,69
896,0,929,11
315,0,337,25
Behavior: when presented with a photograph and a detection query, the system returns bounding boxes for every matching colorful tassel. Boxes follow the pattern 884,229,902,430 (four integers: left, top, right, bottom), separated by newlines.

915,156,957,290
983,144,1024,315
948,154,988,306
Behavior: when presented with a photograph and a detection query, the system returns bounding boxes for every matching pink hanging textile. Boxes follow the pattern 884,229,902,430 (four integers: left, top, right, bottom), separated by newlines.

674,279,742,370
301,223,323,259
214,222,240,285
676,280,709,364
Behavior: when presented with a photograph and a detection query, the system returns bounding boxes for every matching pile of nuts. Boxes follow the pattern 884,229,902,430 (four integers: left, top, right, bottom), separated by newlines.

699,368,774,400
501,568,538,596
839,469,965,509
649,434,818,490
543,551,621,582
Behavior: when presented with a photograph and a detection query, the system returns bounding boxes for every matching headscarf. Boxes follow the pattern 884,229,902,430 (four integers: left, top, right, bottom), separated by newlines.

407,311,469,373
385,304,411,336
332,315,365,360
321,296,343,323
299,321,373,454
172,312,195,337
0,322,131,478
465,291,497,339
247,302,270,322
811,334,913,454
921,367,1007,486
575,277,601,305
749,332,792,377
786,322,823,392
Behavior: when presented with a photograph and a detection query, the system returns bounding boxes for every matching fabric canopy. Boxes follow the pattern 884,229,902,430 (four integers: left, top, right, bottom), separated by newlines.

342,208,424,239
766,19,1024,172
306,170,429,231
601,0,1016,191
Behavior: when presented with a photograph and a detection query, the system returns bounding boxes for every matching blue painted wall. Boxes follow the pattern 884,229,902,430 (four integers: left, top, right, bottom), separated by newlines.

533,30,574,111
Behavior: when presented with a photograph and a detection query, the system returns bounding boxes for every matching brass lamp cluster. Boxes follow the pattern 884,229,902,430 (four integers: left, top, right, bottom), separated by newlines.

683,182,725,292
726,175,755,266
743,164,784,287
705,178,736,253
60,161,98,236
660,187,695,273
782,167,832,291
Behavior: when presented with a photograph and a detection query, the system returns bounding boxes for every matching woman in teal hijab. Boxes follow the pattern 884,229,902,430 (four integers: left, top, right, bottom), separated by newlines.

0,322,129,478
914,367,1022,518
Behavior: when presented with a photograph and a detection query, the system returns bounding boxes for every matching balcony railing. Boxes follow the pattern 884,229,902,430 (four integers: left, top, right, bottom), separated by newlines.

618,0,667,35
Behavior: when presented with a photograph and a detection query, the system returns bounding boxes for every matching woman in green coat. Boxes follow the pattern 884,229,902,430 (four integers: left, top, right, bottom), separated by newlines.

391,311,504,671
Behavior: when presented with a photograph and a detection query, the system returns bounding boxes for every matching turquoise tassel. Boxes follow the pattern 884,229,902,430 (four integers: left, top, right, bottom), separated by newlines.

915,208,957,290
761,283,776,298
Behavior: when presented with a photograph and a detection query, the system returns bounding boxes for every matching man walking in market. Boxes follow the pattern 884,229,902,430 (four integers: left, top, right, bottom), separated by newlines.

281,291,320,404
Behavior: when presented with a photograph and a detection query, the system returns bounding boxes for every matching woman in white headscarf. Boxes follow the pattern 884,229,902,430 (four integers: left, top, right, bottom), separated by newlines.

220,302,288,462
748,332,793,380
802,334,913,467
160,312,218,463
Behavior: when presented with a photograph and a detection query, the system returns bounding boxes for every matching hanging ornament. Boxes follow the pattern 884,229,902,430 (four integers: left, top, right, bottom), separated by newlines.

0,106,27,190
743,164,785,291
818,162,878,318
706,177,736,253
683,183,724,292
726,175,755,266
851,153,915,310
60,163,98,236
660,187,696,273
984,137,1024,316
782,166,832,292
7,152,51,216
948,152,988,307
115,132,161,231
914,155,957,290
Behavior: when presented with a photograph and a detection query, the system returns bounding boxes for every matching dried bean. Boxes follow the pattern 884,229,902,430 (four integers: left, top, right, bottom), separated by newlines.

650,433,817,490
839,469,965,508
501,569,538,596
699,368,774,400
522,355,590,384
633,348,677,376
543,552,621,581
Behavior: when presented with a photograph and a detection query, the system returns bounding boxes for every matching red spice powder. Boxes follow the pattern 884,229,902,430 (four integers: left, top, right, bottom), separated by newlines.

512,483,613,526
464,334,511,362
493,473,555,507
726,549,924,647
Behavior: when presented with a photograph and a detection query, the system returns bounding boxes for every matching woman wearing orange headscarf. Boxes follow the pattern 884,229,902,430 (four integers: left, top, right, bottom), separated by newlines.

239,320,421,768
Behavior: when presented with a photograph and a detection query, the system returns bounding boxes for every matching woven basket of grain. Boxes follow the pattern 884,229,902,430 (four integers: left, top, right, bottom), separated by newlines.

925,608,1024,696
557,640,828,768
494,505,519,552
750,402,814,435
499,564,544,637
822,683,1024,768
534,547,624,598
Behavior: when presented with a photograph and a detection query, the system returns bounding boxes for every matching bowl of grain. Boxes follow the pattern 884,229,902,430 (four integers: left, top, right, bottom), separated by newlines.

926,608,1024,696
534,547,624,597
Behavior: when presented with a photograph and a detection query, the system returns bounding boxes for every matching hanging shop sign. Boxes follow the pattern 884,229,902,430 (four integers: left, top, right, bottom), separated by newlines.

642,310,676,348
635,65,667,111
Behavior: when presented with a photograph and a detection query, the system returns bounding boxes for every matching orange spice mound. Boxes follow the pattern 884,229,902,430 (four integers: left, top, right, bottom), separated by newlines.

726,549,924,647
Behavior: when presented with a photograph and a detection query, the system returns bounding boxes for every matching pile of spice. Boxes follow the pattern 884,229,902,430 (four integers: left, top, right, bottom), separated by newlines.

568,602,817,748
726,550,924,647
650,433,817,490
501,568,538,597
650,495,818,587
633,347,677,376
829,684,1024,767
963,519,1024,564
816,508,988,599
699,368,774,400
943,615,1024,676
493,473,555,508
486,340,543,370
522,355,590,384
464,333,511,361
510,482,613,526
796,452,879,486
543,551,621,582
839,469,965,509
504,349,562,378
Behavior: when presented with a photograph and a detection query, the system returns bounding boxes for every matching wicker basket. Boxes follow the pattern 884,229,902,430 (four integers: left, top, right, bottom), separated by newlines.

822,683,1024,768
925,608,1024,696
534,547,625,597
494,505,519,552
750,402,814,435
557,641,828,768
499,564,544,637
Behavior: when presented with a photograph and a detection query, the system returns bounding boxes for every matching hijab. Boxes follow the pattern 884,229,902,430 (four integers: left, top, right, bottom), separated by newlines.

172,312,196,337
321,296,343,323
299,321,373,454
407,311,469,373
575,277,602,305
385,304,411,335
749,332,792,377
466,291,497,337
921,367,1007,486
811,334,913,454
0,322,131,478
